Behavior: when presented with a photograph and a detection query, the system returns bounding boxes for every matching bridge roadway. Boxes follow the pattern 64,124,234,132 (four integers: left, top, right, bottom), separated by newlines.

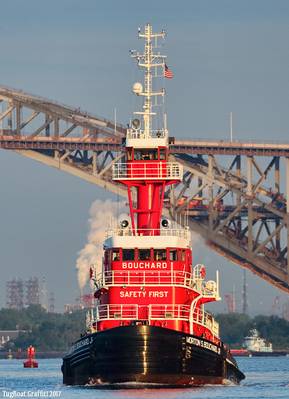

2,134,289,156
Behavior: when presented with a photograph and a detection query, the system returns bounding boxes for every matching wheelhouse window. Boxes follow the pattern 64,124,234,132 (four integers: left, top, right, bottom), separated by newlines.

134,149,158,161
127,148,133,161
138,249,151,260
134,150,142,161
169,250,177,261
154,249,166,261
159,149,166,160
122,249,135,261
112,249,120,261
179,249,186,262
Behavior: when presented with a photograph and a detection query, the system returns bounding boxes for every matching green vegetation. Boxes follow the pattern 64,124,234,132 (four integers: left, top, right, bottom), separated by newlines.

0,305,85,351
1,307,289,350
216,313,289,349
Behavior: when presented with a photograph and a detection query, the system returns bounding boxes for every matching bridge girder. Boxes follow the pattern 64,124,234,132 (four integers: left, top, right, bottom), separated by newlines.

170,154,289,292
1,85,289,293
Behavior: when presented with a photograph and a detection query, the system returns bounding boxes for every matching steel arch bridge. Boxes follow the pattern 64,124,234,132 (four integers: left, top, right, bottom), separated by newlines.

1,85,289,293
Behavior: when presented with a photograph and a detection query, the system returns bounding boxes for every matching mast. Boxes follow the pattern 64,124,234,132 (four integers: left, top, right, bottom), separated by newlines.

131,24,166,139
114,23,182,235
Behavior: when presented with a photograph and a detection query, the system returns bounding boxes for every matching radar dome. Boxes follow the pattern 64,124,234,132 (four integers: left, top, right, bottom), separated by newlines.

132,82,143,95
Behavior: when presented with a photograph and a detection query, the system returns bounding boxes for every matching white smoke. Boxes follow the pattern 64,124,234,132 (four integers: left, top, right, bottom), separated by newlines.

76,199,202,290
76,199,125,290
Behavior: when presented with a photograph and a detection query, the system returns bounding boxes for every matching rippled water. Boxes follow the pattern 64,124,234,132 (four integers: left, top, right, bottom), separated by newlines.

0,357,289,399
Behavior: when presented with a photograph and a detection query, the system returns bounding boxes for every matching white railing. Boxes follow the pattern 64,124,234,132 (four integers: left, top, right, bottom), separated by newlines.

105,227,190,239
112,162,183,180
126,129,166,140
191,308,220,337
96,304,139,320
93,303,219,337
148,305,219,336
94,269,218,298
148,304,191,321
96,270,195,289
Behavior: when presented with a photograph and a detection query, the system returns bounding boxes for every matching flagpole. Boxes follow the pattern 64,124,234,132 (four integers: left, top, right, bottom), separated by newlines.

114,107,117,136
230,112,233,142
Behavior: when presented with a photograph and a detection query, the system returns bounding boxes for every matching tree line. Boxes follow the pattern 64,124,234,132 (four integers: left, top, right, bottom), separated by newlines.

216,313,289,349
1,306,289,351
0,305,85,351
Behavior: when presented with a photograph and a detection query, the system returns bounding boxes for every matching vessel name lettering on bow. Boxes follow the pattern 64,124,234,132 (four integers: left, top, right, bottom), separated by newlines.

70,337,93,353
186,337,220,354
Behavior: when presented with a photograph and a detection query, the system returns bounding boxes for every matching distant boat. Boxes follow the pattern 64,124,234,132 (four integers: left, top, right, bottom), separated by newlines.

244,328,273,353
231,329,287,357
23,345,38,368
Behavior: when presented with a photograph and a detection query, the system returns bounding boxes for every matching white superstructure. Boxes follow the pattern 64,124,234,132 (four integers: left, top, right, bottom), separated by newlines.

244,329,273,352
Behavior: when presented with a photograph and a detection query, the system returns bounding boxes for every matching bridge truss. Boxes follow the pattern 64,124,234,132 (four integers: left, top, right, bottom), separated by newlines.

1,85,289,293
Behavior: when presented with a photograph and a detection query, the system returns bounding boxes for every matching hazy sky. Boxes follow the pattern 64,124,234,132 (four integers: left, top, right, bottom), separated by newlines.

1,0,289,313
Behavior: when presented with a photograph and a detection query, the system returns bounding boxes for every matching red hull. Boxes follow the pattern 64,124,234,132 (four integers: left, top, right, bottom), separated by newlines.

23,360,38,368
230,349,250,357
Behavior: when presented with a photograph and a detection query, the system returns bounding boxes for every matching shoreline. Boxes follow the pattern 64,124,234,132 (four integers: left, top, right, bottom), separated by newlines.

0,351,65,359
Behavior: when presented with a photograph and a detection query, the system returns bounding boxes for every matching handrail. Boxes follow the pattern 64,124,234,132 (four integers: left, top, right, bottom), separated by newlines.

148,304,219,336
93,303,219,337
94,270,218,298
127,129,166,139
190,308,220,337
105,227,190,239
96,304,139,321
113,162,183,180
96,270,195,289
148,304,191,321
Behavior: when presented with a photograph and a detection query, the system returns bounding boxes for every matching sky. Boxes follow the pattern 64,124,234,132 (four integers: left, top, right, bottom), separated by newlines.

1,0,289,314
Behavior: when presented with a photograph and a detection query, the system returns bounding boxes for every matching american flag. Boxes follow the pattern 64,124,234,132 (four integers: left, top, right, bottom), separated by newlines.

164,64,173,79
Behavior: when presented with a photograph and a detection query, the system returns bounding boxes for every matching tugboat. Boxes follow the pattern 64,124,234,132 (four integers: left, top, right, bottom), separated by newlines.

62,24,245,387
243,329,286,357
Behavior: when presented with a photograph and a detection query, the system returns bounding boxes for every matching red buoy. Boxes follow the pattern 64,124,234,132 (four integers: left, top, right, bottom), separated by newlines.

23,345,38,368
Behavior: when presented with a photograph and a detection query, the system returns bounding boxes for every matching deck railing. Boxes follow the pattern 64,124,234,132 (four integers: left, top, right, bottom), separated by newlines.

191,308,220,337
96,270,194,288
105,227,190,239
126,129,166,140
94,270,218,298
148,304,191,321
96,304,139,320
112,162,183,180
93,303,219,336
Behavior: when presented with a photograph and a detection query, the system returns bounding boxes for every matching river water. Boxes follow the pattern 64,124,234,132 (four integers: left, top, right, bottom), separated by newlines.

0,357,289,399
